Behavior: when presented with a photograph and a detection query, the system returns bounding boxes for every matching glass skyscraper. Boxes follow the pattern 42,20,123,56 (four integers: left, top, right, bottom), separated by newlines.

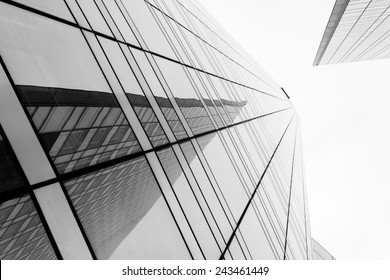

0,0,312,260
314,0,390,65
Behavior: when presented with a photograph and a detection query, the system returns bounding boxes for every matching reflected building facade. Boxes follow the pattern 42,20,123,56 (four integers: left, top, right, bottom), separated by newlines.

314,0,390,65
0,0,312,259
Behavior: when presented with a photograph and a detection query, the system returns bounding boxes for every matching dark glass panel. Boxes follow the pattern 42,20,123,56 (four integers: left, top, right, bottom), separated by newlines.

0,195,57,260
18,86,142,174
0,133,25,194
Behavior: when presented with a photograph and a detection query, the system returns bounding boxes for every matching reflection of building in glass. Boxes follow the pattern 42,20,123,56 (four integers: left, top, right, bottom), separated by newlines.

0,0,321,259
314,0,390,65
0,128,57,260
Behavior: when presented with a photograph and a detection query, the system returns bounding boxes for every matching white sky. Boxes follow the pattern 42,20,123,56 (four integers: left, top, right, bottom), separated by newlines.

197,0,390,259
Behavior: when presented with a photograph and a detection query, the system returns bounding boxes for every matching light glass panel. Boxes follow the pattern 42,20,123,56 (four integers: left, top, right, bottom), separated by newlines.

64,155,191,260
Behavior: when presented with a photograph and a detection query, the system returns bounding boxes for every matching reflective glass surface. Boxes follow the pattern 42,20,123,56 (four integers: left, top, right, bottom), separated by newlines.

0,5,143,174
197,133,248,221
98,37,169,147
156,146,220,259
13,0,74,22
64,155,190,259
155,57,215,135
0,133,25,194
0,0,312,260
130,48,188,140
0,195,57,260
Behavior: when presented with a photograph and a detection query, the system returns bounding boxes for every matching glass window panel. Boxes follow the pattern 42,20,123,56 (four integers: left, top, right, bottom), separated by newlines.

145,152,202,259
64,156,191,260
64,0,90,29
34,183,92,259
0,132,26,194
0,63,56,185
13,0,75,22
131,48,188,140
83,32,152,152
286,217,306,260
98,37,169,147
96,37,142,93
237,204,276,259
225,236,246,260
0,195,57,260
155,57,214,135
187,69,224,128
63,107,84,131
31,107,52,130
219,130,255,192
41,107,73,133
156,147,219,259
253,193,284,259
92,107,110,127
74,0,113,36
94,0,123,41
179,141,232,243
233,123,267,182
259,178,288,244
171,144,225,249
150,7,192,65
76,107,101,129
0,4,110,92
196,133,248,221
102,0,139,46
119,45,176,143
121,0,177,59
0,5,144,172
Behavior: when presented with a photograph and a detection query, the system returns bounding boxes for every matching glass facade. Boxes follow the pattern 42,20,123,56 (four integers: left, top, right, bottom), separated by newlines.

0,0,312,259
314,0,390,65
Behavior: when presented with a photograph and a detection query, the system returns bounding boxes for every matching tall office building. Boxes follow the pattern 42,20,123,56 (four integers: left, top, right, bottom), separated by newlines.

0,0,312,260
314,0,390,65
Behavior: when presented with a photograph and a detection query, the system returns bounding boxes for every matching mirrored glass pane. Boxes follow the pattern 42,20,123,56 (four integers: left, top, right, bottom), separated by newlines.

13,0,75,22
0,132,26,194
0,5,143,174
102,0,139,45
131,48,188,140
0,4,110,92
73,0,113,35
156,147,220,259
234,203,277,259
0,195,57,260
121,0,177,59
19,86,142,174
197,133,248,221
155,57,215,135
179,141,233,243
64,156,190,259
98,37,169,147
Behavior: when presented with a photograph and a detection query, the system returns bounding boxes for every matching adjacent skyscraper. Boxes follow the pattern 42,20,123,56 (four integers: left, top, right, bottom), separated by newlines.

314,0,390,65
0,0,312,259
